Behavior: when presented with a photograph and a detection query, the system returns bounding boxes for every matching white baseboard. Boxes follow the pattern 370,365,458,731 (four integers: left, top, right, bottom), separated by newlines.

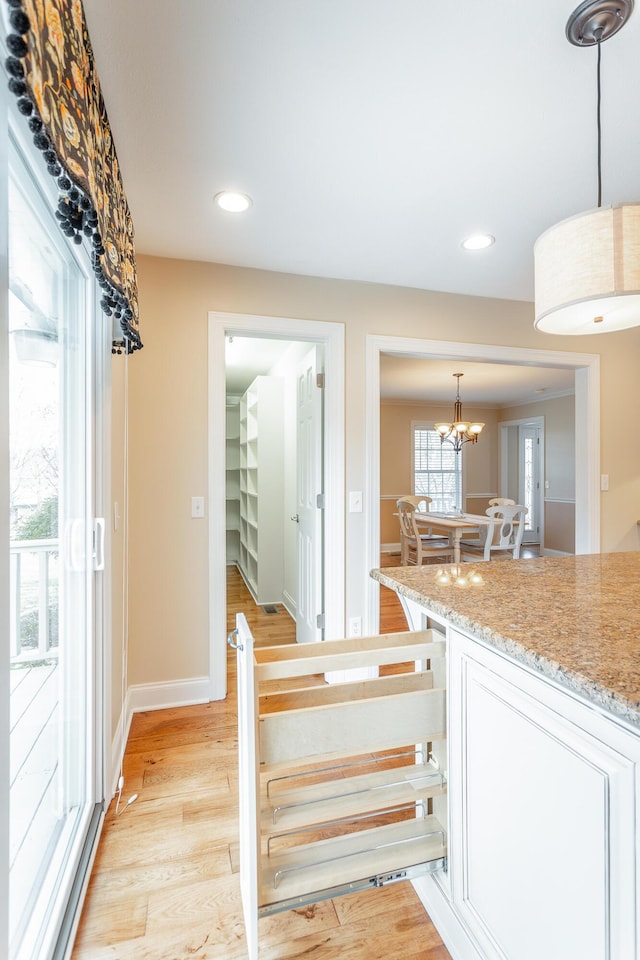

109,702,133,799
128,676,211,714
281,589,296,621
542,548,572,557
108,677,210,798
381,542,401,554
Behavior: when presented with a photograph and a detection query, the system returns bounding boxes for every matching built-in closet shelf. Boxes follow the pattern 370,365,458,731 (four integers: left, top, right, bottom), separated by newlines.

225,401,242,563
232,615,448,960
237,376,284,605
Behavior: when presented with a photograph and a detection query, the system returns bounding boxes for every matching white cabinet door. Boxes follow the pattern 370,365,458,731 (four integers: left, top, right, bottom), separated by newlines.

448,629,639,960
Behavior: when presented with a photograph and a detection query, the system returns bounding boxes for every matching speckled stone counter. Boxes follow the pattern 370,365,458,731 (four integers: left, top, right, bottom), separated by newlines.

372,551,640,729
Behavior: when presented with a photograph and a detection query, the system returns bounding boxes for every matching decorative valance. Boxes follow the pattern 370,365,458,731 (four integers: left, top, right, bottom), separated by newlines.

5,0,142,353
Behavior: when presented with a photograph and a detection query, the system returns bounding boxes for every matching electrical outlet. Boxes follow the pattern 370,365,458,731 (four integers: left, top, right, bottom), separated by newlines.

348,616,362,637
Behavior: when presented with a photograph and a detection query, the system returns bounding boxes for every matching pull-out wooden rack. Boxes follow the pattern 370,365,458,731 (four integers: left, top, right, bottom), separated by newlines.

230,614,448,960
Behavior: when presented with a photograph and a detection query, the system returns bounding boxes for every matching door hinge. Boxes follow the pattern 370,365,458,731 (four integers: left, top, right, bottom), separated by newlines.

316,493,325,509
316,372,325,388
316,613,325,629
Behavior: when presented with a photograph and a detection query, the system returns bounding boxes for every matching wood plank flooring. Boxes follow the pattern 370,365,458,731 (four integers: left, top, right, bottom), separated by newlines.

71,564,450,960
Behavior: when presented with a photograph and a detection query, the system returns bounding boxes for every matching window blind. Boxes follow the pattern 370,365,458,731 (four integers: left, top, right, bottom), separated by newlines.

413,427,462,512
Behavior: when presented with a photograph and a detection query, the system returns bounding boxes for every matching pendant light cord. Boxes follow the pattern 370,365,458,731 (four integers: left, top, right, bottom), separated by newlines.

596,30,602,207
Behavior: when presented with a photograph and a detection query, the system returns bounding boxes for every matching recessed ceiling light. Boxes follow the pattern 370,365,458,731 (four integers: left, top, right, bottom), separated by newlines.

461,233,495,251
214,190,253,213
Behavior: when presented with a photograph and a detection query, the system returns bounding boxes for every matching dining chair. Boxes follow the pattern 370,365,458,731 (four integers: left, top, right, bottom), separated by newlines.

396,498,454,565
400,494,432,512
460,504,528,561
488,497,516,506
397,495,451,549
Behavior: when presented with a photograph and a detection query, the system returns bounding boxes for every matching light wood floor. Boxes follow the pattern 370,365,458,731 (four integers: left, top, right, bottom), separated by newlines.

71,564,450,960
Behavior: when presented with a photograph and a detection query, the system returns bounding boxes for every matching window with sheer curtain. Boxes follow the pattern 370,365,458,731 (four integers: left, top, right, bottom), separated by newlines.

413,424,462,512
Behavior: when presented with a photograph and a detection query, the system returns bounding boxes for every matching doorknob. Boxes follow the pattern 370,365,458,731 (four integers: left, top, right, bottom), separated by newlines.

290,514,299,523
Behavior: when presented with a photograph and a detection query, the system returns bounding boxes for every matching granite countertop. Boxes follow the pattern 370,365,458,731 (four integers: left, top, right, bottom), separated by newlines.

371,552,640,729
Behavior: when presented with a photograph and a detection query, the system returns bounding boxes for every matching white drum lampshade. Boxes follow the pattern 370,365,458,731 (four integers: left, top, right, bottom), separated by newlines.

534,203,640,335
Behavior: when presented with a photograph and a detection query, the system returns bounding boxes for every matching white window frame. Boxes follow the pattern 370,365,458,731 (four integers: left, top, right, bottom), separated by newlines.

3,64,110,960
412,422,463,512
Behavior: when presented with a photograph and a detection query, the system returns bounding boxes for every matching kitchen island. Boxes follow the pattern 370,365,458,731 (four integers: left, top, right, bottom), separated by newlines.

371,552,640,960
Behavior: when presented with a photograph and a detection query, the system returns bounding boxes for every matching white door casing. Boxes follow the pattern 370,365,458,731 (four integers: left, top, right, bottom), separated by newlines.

518,423,541,543
499,416,545,548
295,346,324,643
365,336,600,634
208,313,345,700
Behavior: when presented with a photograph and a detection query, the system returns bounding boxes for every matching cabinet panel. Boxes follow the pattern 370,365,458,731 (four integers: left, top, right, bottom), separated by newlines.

449,629,639,960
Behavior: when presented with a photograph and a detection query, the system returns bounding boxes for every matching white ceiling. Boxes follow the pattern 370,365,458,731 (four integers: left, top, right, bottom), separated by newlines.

81,1,596,405
379,356,574,405
225,336,575,404
83,0,640,306
225,336,299,395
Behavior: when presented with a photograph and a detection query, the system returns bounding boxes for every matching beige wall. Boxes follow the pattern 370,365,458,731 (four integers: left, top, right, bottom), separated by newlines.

500,394,576,554
113,254,640,700
500,394,575,501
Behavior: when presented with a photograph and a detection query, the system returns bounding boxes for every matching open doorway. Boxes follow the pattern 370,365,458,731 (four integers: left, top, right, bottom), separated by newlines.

365,335,600,632
224,336,324,644
377,358,576,559
208,312,345,700
499,417,545,549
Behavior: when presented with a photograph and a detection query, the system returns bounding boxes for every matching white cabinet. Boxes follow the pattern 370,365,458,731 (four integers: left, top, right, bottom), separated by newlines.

446,630,640,960
395,588,640,960
238,376,284,604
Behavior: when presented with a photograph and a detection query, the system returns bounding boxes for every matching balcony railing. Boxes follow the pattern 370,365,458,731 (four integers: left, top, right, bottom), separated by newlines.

9,538,59,663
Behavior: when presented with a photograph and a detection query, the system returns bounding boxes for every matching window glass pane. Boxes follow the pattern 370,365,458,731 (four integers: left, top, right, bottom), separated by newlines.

523,436,534,531
8,139,94,960
413,427,462,511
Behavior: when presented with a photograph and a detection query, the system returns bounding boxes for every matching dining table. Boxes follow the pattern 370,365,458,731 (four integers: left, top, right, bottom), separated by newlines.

413,511,491,564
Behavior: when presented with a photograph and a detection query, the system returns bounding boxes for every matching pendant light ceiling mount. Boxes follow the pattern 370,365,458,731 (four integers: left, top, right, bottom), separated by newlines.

534,0,640,336
565,0,633,46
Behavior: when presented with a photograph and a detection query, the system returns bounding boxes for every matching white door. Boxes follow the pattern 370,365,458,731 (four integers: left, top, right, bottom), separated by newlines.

295,347,324,643
519,425,542,544
8,134,105,959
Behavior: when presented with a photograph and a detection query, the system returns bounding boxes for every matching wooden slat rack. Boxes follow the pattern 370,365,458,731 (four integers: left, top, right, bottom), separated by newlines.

230,615,448,960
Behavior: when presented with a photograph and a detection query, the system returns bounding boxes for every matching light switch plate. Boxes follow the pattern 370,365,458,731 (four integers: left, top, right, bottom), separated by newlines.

349,491,363,513
191,496,205,518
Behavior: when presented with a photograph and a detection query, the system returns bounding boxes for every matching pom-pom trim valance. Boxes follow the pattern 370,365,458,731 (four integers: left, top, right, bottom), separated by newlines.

5,0,142,353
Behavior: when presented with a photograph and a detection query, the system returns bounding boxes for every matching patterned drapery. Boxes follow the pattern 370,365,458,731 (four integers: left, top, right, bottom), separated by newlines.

5,0,142,353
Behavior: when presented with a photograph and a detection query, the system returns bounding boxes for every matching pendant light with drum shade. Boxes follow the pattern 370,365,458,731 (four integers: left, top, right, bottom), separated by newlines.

534,0,640,335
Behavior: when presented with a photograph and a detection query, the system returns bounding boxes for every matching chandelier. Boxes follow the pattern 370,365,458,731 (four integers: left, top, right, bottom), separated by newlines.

434,374,484,453
534,0,640,335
